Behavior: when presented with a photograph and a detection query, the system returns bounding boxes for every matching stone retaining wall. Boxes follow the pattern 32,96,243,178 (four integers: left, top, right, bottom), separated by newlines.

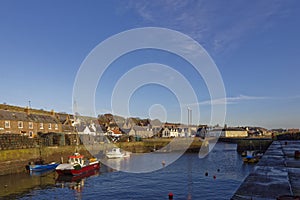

0,145,92,176
0,133,83,150
0,134,39,150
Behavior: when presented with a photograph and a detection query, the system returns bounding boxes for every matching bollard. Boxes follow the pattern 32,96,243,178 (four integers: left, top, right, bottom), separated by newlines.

168,192,173,199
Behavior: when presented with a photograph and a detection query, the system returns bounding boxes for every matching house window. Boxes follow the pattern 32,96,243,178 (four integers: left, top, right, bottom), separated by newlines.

5,121,10,128
18,121,23,128
29,131,33,138
48,123,52,130
40,123,44,129
55,124,58,130
29,122,33,129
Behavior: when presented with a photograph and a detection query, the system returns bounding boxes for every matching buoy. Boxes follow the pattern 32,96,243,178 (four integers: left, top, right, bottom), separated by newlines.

168,192,173,199
213,175,216,179
205,172,208,176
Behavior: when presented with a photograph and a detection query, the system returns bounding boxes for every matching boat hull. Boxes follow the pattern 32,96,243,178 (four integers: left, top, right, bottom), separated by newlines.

29,163,59,172
56,162,100,176
106,154,124,159
243,157,259,163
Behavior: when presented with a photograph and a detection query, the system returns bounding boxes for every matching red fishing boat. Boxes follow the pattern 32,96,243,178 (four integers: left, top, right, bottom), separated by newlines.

56,153,100,176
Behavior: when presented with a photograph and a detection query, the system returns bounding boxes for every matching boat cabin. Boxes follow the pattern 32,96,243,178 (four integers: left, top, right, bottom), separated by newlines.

68,153,84,166
111,148,121,154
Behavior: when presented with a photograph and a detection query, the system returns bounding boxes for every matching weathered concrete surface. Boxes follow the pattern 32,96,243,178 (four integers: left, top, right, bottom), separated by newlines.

232,141,300,200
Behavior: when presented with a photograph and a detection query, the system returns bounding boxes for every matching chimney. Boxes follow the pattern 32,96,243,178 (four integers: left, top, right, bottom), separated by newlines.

24,106,30,115
50,109,55,116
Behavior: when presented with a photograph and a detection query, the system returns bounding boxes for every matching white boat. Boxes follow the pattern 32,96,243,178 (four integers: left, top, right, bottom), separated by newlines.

106,148,130,159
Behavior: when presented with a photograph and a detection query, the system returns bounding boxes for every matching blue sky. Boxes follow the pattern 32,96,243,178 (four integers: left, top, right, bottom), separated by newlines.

0,0,300,129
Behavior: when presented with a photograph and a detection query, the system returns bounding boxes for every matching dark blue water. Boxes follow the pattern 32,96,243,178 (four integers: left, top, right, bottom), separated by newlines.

3,143,254,200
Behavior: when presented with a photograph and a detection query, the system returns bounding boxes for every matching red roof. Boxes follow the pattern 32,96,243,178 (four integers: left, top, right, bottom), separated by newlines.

112,129,122,134
69,153,84,159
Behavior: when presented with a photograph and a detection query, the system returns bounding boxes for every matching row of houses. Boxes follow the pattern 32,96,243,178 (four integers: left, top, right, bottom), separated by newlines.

106,126,250,138
161,127,193,137
0,105,75,137
0,104,279,140
76,123,161,138
69,117,197,138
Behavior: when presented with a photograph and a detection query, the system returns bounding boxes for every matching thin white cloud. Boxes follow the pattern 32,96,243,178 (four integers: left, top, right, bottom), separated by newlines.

194,95,269,106
195,94,300,107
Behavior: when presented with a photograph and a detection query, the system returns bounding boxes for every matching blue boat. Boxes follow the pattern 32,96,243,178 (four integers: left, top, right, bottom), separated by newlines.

29,162,59,172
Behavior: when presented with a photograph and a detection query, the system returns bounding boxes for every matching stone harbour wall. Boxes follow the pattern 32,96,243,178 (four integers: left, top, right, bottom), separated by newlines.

0,145,93,176
0,134,39,150
232,141,300,199
0,134,82,150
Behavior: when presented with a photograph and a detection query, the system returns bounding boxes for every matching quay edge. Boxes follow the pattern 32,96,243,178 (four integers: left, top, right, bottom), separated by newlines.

232,140,300,199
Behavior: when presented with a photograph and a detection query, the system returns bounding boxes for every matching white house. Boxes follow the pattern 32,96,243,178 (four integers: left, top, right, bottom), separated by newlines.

170,128,179,137
77,125,96,136
162,127,170,137
162,127,190,137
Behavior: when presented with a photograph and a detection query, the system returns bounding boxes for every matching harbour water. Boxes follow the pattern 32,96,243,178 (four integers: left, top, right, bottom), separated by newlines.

0,142,255,199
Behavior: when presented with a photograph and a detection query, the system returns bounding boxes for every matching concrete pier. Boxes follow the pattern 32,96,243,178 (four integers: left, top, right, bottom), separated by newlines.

232,140,300,200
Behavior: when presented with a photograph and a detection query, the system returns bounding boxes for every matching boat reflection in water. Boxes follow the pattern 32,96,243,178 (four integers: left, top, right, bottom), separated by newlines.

55,169,100,193
29,168,56,177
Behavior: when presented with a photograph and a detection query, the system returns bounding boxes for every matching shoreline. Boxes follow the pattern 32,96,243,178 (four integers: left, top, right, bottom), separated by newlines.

0,137,272,176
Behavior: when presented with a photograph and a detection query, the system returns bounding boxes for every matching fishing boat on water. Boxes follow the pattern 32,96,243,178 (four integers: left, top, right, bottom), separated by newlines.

243,155,259,163
28,162,59,172
242,150,262,163
55,153,100,176
25,157,59,173
106,148,130,159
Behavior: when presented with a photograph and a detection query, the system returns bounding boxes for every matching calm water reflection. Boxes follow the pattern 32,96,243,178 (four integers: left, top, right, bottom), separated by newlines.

0,142,255,200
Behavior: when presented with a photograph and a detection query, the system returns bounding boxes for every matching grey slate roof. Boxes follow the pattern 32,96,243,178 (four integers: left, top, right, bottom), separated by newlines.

133,126,149,131
0,110,59,123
